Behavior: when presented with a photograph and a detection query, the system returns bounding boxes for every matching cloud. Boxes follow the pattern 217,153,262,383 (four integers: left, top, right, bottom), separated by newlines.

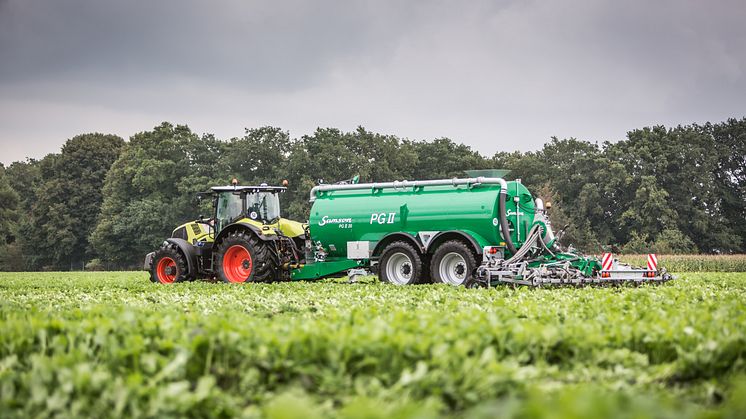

1,0,744,164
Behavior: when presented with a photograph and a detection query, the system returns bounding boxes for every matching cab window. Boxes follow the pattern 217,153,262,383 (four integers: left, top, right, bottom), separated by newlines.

216,192,243,231
246,192,281,222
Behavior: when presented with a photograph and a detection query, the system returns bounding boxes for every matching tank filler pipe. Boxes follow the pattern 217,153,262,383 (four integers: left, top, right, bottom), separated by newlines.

308,176,518,254
309,177,507,201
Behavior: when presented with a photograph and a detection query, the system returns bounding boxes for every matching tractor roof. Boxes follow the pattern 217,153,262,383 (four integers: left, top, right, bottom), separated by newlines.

209,185,286,193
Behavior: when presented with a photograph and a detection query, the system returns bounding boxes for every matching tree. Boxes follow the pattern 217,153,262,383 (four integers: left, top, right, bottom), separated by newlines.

2,117,743,272
283,127,423,220
2,159,43,270
620,176,678,238
532,183,603,253
0,165,19,239
608,125,741,252
411,138,490,180
0,165,20,270
707,118,746,251
497,138,632,248
15,134,125,270
91,123,224,267
223,126,291,185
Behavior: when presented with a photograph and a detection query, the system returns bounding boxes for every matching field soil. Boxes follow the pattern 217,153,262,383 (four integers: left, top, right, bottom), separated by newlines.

1,271,745,418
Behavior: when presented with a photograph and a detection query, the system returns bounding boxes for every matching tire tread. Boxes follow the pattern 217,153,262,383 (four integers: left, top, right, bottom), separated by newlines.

379,241,426,285
430,240,478,286
216,230,280,283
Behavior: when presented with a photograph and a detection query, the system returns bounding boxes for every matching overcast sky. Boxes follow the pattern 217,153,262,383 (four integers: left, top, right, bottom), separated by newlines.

1,0,744,165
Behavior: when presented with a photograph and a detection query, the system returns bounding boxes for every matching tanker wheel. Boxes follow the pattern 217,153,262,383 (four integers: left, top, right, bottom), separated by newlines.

150,243,191,284
216,230,279,283
379,241,425,285
431,240,478,286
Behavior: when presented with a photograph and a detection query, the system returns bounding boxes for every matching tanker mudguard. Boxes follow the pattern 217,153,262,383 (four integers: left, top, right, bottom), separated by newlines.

427,230,484,254
165,238,197,275
372,232,423,257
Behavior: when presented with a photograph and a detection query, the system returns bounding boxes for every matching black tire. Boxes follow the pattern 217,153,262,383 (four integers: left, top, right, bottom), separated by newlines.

379,241,426,285
420,254,432,283
430,240,478,286
215,230,279,283
150,242,191,284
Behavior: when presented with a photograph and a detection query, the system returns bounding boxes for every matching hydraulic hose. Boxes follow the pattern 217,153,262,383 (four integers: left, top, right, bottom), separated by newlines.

505,224,541,265
498,190,518,255
537,227,555,257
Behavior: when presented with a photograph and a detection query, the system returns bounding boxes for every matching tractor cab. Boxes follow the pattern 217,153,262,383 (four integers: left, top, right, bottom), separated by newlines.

211,185,285,232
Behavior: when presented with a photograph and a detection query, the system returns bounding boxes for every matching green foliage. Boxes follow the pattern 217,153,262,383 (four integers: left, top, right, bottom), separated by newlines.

618,254,746,272
652,229,699,254
11,134,125,270
0,165,19,244
283,127,420,220
411,137,490,179
707,119,746,249
621,176,678,237
84,258,106,271
622,230,698,255
223,127,291,186
90,123,226,267
608,125,742,252
0,272,745,417
0,243,24,272
3,117,746,268
621,231,652,254
533,184,603,254
497,138,633,248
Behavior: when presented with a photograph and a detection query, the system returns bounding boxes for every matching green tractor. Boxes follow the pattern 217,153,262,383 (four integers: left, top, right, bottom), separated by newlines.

145,182,307,284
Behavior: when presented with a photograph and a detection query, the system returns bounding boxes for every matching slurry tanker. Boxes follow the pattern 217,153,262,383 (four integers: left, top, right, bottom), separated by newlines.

145,174,672,286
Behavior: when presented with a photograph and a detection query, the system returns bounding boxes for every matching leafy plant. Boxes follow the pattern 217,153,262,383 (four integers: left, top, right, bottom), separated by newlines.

0,271,744,417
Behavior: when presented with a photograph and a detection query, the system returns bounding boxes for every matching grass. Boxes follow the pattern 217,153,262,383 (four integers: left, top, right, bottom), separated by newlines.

0,271,745,418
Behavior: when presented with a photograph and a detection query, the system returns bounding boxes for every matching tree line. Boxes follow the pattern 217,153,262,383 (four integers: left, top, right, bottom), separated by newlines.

0,118,744,271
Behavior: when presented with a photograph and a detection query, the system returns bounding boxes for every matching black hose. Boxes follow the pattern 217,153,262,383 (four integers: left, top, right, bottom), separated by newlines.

498,190,518,254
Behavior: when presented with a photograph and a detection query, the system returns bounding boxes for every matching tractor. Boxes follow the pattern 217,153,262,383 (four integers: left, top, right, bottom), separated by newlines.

145,181,306,284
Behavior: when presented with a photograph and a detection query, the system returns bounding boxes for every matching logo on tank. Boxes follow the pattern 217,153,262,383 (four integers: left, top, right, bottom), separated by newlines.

318,216,353,227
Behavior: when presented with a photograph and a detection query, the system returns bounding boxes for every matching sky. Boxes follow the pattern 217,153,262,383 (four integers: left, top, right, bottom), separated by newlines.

1,0,745,165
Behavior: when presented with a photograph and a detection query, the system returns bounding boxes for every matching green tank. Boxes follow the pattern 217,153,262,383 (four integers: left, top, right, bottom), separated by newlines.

291,177,540,284
307,178,535,260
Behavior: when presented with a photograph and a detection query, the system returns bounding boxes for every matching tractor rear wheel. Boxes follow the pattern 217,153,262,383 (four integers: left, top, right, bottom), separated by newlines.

379,241,426,285
150,243,190,284
216,230,279,283
430,240,478,286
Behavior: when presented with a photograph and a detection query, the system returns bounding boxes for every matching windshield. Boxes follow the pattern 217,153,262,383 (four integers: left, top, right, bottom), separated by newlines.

216,192,243,231
246,192,281,222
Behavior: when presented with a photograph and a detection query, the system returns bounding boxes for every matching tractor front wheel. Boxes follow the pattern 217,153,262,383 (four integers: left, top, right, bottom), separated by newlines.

150,243,190,284
216,230,279,283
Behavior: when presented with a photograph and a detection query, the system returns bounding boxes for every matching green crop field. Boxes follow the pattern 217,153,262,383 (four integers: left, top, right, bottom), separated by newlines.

1,272,745,418
618,255,746,273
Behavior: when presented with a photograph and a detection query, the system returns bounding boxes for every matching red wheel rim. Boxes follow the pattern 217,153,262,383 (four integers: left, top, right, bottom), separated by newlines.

223,245,253,283
156,257,177,284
